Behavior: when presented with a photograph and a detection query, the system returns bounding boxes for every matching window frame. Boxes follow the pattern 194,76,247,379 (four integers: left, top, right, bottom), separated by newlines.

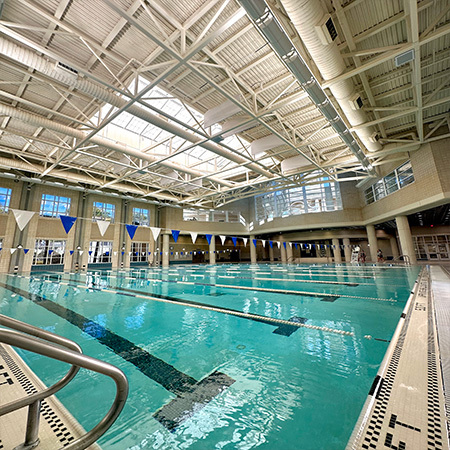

92,202,116,223
32,239,66,265
39,194,71,218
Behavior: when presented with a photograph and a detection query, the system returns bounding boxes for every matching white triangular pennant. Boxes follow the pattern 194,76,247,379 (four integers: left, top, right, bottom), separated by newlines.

150,227,161,241
12,209,35,231
10,248,16,254
262,240,266,247
190,232,198,244
243,238,248,247
79,250,84,255
289,242,292,247
128,251,132,256
277,241,281,248
114,251,117,256
97,220,110,236
219,235,226,245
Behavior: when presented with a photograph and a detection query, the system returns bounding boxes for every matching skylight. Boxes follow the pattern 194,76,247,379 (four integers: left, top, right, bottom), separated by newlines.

93,78,263,184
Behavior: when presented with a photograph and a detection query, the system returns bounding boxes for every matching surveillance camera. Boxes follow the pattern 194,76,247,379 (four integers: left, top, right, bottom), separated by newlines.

14,178,20,183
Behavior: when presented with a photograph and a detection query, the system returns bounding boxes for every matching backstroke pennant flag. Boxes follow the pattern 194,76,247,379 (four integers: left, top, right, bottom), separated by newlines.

70,250,74,255
243,238,248,247
60,215,77,234
12,209,35,231
283,242,287,249
97,220,110,236
23,249,29,254
219,235,226,245
205,234,212,245
231,237,237,247
10,248,16,254
253,239,257,247
190,232,198,244
262,240,266,247
269,241,273,248
126,224,138,240
150,227,161,241
171,230,180,242
277,241,281,249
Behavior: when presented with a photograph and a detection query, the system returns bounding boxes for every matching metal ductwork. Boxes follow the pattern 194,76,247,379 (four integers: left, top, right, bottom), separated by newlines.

277,0,382,154
239,0,376,176
0,103,234,189
0,155,178,201
0,36,274,181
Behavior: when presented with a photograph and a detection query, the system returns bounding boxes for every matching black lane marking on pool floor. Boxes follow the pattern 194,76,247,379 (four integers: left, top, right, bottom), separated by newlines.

0,282,235,431
273,316,308,336
43,275,310,336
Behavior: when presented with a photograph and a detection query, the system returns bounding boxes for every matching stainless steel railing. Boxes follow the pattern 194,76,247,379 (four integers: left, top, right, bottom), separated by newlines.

0,313,128,450
393,254,411,265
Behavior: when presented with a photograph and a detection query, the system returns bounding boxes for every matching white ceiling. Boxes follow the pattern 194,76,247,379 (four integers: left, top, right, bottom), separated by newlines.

0,0,448,207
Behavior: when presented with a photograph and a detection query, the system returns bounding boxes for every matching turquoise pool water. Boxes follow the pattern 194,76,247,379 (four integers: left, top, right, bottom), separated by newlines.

0,263,420,450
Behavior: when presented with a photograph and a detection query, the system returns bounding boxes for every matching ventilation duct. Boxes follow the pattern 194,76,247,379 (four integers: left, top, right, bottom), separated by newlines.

0,155,177,201
280,154,309,174
238,0,376,176
0,36,273,181
0,103,234,189
204,98,242,128
275,0,382,155
221,117,257,138
250,134,284,155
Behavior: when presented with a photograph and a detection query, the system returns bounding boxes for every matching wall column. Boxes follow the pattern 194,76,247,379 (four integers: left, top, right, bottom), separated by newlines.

250,235,257,263
286,242,293,263
162,233,170,267
10,183,36,273
366,224,378,262
395,215,417,264
332,238,342,263
280,243,287,263
269,244,274,262
343,238,352,263
390,236,399,259
209,236,216,264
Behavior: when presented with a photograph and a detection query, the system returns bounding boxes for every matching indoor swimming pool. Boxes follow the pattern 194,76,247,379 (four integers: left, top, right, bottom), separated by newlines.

0,263,421,450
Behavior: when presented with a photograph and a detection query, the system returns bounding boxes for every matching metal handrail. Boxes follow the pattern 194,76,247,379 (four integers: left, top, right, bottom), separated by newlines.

0,315,128,450
394,254,411,265
0,314,82,415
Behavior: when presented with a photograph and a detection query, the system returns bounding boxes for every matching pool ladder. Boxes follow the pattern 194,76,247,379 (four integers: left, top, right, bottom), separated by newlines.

0,314,129,450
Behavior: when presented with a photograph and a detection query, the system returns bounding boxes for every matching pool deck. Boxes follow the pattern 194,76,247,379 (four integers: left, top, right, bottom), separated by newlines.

0,344,101,450
347,265,450,450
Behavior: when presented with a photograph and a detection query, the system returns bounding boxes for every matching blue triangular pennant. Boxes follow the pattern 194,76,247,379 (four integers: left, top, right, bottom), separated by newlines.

171,230,180,242
253,239,257,247
294,243,298,249
283,242,286,249
126,224,138,240
60,215,77,234
48,249,54,254
23,248,29,254
70,250,74,255
88,251,93,255
269,241,273,248
231,237,237,247
205,234,212,245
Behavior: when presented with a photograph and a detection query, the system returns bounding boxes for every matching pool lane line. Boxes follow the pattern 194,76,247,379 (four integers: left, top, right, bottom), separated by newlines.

156,279,395,302
23,275,353,337
214,275,359,287
50,273,397,302
0,281,236,431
